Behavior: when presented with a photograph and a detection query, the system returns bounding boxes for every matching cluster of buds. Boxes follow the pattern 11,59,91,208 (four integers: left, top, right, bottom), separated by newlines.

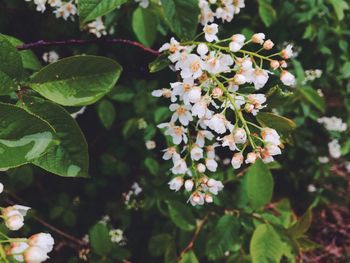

0,183,54,263
154,24,296,205
199,0,245,25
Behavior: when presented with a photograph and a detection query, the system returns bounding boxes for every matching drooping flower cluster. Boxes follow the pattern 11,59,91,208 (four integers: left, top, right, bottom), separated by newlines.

0,183,54,263
199,0,245,25
154,24,296,205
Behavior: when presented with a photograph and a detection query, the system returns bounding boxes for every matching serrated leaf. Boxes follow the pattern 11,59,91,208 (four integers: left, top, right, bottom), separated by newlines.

167,201,196,232
244,159,274,210
250,224,284,263
148,234,173,257
0,34,23,79
206,215,240,260
78,0,128,25
256,112,296,137
149,53,171,73
132,8,158,47
20,96,89,178
29,55,122,106
297,87,326,112
0,102,58,170
161,0,199,40
89,223,112,256
97,99,116,129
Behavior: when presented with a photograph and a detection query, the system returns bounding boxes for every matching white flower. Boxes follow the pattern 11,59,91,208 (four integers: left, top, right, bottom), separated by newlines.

229,34,245,52
42,51,59,63
158,123,188,145
215,5,235,22
307,184,317,193
28,233,54,253
317,116,347,132
220,134,237,151
245,94,267,115
206,144,218,159
162,147,179,160
178,54,205,80
48,0,61,7
318,156,329,164
205,52,233,74
203,23,219,42
184,180,194,191
252,69,270,90
197,163,206,173
189,192,205,206
54,2,77,20
197,43,209,57
281,44,293,59
196,130,214,148
205,114,233,134
188,86,202,103
9,242,29,262
328,139,341,159
145,140,156,150
191,145,204,161
205,193,213,203
233,74,246,85
87,17,107,38
168,177,184,191
245,152,259,164
159,38,184,62
252,33,265,44
169,104,193,126
261,128,280,145
24,246,49,263
205,158,218,172
109,229,124,243
171,157,188,174
2,205,30,231
233,128,247,144
231,153,244,169
280,71,296,86
33,0,47,13
263,39,274,50
207,178,224,195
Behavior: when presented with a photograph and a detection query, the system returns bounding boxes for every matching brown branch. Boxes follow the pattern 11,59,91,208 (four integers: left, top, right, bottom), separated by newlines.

16,38,160,56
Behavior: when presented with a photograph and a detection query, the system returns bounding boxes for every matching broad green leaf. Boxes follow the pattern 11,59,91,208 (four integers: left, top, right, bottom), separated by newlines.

297,87,326,112
167,201,196,232
89,223,112,256
144,157,159,176
4,35,41,71
329,0,349,21
180,250,198,263
29,55,122,106
206,215,240,260
132,8,158,47
266,85,293,108
161,0,200,40
287,208,312,238
245,159,273,210
20,96,89,178
256,112,296,136
154,107,171,123
296,237,320,251
250,224,284,263
149,53,171,73
78,0,128,25
97,99,116,129
0,71,16,95
148,234,173,257
0,102,57,170
258,0,277,27
164,241,177,263
0,34,23,79
340,61,350,79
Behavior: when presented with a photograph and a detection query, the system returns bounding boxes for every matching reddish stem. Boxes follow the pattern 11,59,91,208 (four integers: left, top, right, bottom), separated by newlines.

16,38,160,56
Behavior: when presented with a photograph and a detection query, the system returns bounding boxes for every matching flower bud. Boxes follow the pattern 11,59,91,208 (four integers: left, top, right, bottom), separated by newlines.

184,180,194,192
233,74,246,85
280,60,287,68
263,39,274,50
231,153,244,169
168,177,183,192
270,60,279,70
188,86,202,103
212,87,223,98
245,152,259,164
252,33,265,44
29,233,55,253
24,246,49,263
197,163,206,173
197,43,208,56
280,71,296,87
233,128,247,144
6,215,24,231
205,193,213,203
281,44,293,59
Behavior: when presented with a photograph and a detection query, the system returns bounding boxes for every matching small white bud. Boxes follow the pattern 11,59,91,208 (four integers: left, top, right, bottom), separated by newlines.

197,163,206,173
184,180,194,192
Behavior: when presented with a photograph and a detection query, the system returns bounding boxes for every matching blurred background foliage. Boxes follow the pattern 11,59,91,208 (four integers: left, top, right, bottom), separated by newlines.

0,0,349,262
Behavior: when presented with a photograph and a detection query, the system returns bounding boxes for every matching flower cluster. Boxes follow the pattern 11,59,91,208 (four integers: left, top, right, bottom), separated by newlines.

318,116,347,133
25,0,77,20
0,183,54,263
123,182,143,209
199,0,245,25
154,25,296,205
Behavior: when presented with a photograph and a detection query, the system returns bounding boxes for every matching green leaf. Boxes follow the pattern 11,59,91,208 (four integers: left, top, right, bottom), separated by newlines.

148,234,173,257
3,35,41,71
132,8,158,47
161,0,200,40
154,107,171,123
149,53,170,73
340,61,350,79
29,55,122,106
180,250,198,263
20,96,89,178
206,215,240,260
0,34,23,79
0,71,16,95
0,102,58,170
97,99,116,129
167,201,196,232
89,223,112,256
287,208,312,238
78,0,128,25
296,236,320,251
256,112,296,137
250,224,284,263
297,87,326,112
258,0,277,27
329,0,349,21
245,159,274,210
266,85,293,108
144,157,159,176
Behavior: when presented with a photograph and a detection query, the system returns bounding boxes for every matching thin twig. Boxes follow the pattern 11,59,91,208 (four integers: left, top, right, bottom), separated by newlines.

16,38,160,56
